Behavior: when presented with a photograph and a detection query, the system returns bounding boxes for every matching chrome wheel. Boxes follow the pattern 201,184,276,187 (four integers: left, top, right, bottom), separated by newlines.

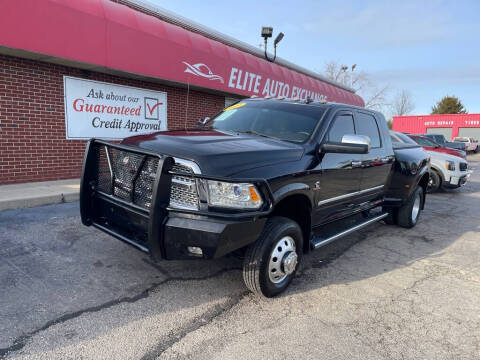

411,192,421,222
268,236,297,284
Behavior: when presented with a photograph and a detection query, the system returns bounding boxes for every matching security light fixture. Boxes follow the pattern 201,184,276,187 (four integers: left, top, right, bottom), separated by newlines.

261,27,284,62
261,27,273,39
274,32,284,46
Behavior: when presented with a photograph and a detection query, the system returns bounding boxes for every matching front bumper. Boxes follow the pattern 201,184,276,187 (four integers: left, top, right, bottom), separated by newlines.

80,139,271,261
444,171,471,188
88,195,267,260
164,214,266,259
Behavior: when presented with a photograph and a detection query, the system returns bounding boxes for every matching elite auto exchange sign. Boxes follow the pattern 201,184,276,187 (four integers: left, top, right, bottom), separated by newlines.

64,76,167,139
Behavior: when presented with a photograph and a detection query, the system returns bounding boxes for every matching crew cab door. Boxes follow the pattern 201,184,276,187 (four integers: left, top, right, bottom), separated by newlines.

313,111,363,225
355,111,394,203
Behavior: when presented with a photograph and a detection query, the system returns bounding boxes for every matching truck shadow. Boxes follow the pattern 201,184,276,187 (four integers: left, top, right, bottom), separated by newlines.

1,167,479,357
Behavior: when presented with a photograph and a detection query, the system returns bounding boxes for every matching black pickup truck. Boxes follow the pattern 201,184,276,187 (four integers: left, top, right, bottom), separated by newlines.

80,98,430,297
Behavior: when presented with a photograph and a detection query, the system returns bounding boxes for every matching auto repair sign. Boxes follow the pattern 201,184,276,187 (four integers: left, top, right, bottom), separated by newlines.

63,76,167,139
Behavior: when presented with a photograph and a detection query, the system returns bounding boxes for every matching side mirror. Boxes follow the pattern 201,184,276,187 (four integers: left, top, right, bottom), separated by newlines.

321,134,371,154
198,117,211,126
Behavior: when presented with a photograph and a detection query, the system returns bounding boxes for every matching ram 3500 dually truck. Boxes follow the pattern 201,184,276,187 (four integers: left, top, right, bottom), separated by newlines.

80,99,430,297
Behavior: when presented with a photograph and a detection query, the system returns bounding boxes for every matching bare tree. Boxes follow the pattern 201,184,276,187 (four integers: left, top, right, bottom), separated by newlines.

323,61,388,111
324,61,346,83
392,90,415,116
363,84,390,110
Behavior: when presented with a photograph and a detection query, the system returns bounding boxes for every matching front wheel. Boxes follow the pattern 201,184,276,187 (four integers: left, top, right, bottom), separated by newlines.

397,186,424,228
427,170,441,193
243,217,303,297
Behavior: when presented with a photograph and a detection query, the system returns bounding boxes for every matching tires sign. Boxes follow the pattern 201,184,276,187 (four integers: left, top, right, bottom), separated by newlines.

63,76,167,139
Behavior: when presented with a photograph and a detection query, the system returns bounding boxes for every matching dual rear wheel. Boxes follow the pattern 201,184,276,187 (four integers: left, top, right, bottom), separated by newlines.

385,186,424,228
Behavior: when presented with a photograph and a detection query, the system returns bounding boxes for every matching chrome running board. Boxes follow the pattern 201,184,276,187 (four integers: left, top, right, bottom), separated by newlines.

311,212,388,250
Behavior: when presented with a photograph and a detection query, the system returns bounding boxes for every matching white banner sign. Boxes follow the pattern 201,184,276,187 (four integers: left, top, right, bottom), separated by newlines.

64,76,167,139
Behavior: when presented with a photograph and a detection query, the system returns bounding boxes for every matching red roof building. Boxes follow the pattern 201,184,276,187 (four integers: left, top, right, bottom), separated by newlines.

0,0,363,184
393,113,480,141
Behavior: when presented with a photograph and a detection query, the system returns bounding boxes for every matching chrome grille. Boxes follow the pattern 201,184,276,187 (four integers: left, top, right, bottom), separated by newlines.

169,161,199,210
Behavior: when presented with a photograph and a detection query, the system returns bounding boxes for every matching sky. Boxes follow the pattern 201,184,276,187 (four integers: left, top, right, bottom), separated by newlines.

150,0,480,115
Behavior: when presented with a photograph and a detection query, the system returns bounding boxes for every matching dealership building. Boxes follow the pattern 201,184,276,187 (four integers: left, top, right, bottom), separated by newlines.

393,113,480,141
0,0,363,185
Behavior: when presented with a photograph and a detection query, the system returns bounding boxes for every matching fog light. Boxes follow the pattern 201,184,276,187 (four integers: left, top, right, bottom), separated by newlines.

187,246,203,256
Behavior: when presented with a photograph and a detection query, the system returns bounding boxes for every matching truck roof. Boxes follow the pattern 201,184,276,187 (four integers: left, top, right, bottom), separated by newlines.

244,97,373,113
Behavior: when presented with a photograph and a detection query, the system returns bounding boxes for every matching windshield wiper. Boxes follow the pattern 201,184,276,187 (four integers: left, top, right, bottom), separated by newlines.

236,130,278,140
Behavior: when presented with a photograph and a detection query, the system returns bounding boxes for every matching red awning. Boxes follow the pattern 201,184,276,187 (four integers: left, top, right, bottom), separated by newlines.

0,0,364,106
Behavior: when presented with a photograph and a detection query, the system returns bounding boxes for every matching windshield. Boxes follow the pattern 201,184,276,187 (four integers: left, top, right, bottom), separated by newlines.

410,136,438,147
206,101,325,143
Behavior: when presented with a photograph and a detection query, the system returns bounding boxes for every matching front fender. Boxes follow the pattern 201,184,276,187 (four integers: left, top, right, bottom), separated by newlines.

429,163,446,183
404,160,430,201
272,182,314,207
414,162,430,187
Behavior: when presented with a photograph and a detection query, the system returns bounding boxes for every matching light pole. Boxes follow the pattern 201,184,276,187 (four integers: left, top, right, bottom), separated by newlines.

261,27,284,62
340,65,348,85
340,64,357,88
351,64,357,88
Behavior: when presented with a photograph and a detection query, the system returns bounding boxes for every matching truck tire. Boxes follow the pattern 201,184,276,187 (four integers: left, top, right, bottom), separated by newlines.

397,186,423,229
383,208,397,225
427,170,441,193
243,216,303,297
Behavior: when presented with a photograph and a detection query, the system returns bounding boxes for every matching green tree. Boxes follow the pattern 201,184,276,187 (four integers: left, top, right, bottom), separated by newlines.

431,96,467,114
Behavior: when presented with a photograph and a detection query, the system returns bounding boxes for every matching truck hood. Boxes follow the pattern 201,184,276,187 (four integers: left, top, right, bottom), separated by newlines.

122,129,305,177
425,150,467,163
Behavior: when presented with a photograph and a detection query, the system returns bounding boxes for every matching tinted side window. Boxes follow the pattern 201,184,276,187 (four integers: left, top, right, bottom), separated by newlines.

411,136,436,147
356,113,381,148
327,114,355,142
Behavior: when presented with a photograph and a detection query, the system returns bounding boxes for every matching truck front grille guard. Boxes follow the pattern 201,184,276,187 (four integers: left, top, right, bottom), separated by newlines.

80,139,274,260
94,144,160,209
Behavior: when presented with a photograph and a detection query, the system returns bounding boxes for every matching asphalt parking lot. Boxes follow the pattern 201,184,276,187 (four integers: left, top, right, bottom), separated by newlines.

1,155,480,360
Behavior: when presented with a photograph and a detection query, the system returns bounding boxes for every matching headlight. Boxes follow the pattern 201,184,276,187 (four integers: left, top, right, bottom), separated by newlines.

446,160,455,171
207,181,263,209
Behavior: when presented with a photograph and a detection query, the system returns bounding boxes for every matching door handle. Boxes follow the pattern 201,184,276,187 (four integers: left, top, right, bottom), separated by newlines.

351,161,362,168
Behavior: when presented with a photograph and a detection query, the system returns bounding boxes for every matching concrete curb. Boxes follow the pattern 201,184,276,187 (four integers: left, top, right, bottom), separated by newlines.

0,179,80,211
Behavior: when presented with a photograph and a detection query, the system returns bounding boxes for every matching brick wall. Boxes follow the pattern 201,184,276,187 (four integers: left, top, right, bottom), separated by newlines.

0,55,226,185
